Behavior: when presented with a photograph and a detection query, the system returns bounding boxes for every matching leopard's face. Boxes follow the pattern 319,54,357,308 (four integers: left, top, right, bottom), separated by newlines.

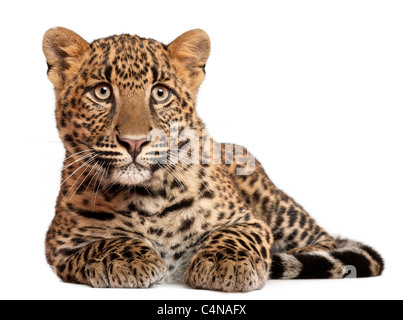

44,28,210,186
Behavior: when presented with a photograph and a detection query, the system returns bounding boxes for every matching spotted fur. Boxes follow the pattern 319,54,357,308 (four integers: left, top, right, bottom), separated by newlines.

43,28,384,292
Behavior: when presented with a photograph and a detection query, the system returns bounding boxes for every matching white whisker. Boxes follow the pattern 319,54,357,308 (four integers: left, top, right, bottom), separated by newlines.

59,154,97,190
62,152,93,171
62,155,98,200
93,162,109,207
64,149,92,161
91,162,105,208
68,158,99,200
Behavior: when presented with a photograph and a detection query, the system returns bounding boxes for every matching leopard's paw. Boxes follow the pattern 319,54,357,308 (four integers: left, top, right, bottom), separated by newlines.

84,252,166,288
184,249,268,292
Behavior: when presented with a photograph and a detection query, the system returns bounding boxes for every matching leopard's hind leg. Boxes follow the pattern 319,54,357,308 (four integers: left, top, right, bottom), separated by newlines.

226,146,336,255
227,146,383,279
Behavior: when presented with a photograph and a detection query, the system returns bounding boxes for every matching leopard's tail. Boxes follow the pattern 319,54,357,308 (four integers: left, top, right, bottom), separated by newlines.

270,237,384,279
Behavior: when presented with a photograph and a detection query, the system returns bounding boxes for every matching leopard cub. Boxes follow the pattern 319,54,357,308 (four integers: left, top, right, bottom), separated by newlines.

43,28,383,291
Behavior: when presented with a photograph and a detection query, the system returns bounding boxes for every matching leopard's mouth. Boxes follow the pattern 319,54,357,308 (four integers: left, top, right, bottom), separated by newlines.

109,161,153,186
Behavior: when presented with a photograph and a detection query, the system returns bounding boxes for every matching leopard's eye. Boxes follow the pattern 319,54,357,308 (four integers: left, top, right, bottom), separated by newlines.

93,84,112,101
151,86,171,104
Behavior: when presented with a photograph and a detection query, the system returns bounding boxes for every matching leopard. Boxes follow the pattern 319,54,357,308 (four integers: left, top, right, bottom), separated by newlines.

42,27,384,292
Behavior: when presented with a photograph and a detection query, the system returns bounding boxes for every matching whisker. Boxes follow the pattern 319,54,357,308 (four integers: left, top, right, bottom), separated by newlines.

91,162,105,208
140,182,153,197
93,162,109,206
23,140,62,144
62,152,93,171
160,162,186,190
68,158,98,200
98,170,121,198
64,149,92,161
59,154,97,190
174,163,204,197
178,162,211,193
62,155,97,200
170,153,213,194
85,162,104,193
164,159,204,197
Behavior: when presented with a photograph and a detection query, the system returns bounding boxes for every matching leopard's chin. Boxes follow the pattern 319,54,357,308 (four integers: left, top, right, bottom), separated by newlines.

110,162,153,186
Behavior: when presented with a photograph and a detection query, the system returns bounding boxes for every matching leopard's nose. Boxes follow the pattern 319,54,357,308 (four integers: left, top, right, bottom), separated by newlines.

118,137,148,159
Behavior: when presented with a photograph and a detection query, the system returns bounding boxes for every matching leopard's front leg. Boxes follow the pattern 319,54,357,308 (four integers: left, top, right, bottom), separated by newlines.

51,238,166,288
184,222,273,292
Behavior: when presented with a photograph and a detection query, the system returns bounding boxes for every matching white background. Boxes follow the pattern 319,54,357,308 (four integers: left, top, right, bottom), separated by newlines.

1,0,402,300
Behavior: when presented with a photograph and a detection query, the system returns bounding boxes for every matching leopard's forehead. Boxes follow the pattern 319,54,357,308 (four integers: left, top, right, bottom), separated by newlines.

90,34,167,56
83,34,173,90
90,34,168,56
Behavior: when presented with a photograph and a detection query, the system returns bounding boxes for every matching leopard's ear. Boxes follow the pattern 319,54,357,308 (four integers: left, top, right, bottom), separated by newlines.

168,29,211,93
42,27,89,91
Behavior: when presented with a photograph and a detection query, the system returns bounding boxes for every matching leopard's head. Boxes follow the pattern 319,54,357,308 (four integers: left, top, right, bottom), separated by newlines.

43,28,210,186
